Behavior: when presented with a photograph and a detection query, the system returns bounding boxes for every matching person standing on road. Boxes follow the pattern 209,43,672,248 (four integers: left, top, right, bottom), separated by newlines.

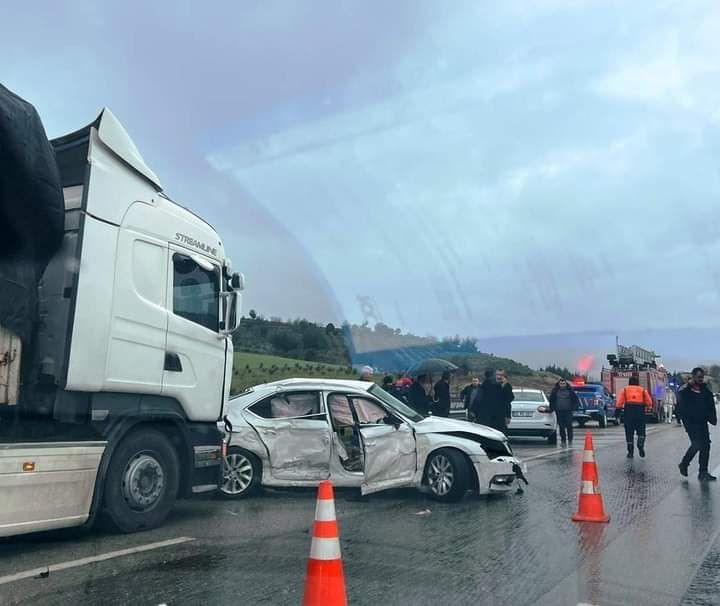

407,374,430,416
496,369,515,433
616,375,652,459
432,371,451,417
476,370,509,433
549,378,581,446
382,375,399,398
359,366,374,381
461,376,482,421
677,367,718,481
662,388,676,424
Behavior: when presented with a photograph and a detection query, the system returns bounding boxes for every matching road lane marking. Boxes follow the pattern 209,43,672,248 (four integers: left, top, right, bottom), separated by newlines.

520,424,679,464
0,536,194,586
522,450,575,462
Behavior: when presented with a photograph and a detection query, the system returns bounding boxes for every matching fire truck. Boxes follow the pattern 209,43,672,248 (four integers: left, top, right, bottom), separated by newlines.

601,343,668,422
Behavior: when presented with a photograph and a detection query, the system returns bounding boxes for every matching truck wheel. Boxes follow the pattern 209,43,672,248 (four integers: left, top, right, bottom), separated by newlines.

218,447,261,499
424,448,470,503
577,419,586,428
102,429,179,533
598,414,607,429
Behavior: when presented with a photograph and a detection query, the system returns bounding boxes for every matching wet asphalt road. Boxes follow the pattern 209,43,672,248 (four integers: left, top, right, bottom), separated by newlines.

2,422,720,606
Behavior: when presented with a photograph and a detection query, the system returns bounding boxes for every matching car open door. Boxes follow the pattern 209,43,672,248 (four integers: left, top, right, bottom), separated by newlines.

350,397,417,494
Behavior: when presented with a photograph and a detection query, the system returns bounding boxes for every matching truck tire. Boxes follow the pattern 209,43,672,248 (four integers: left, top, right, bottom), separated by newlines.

598,413,607,429
101,429,180,533
424,448,470,503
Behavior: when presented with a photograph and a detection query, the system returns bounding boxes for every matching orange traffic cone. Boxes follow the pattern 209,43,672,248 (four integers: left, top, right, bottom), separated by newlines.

302,480,347,606
571,432,610,523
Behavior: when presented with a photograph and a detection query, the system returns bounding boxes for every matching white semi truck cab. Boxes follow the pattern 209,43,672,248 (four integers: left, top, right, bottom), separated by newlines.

0,104,242,536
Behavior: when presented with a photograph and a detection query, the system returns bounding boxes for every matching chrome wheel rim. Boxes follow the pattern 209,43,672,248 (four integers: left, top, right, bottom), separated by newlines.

222,453,254,495
121,452,165,511
428,454,454,496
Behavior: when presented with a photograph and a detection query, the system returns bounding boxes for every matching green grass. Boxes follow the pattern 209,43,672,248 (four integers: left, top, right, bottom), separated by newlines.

231,351,358,394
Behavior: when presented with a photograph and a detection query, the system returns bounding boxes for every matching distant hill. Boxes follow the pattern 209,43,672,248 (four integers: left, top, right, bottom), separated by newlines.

231,313,559,393
231,352,356,394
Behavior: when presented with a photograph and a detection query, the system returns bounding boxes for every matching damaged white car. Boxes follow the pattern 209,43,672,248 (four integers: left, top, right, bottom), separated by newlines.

219,379,527,502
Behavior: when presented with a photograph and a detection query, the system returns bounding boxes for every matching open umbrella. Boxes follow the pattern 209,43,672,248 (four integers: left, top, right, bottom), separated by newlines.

405,358,459,377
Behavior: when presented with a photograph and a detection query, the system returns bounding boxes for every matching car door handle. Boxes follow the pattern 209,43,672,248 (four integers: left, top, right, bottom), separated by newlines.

365,441,377,448
264,429,277,436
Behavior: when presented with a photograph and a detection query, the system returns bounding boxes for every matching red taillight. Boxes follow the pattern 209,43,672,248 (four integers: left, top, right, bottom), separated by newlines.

537,405,550,413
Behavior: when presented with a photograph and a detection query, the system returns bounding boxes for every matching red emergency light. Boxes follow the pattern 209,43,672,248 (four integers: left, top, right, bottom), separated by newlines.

571,377,585,386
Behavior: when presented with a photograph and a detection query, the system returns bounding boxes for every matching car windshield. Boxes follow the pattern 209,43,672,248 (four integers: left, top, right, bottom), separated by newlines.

513,391,544,402
368,384,424,422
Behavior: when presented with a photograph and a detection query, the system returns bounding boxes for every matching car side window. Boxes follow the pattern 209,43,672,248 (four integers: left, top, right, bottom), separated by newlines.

351,397,387,425
249,392,323,420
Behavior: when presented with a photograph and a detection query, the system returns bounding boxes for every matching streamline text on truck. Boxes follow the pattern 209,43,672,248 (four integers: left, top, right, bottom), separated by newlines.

0,86,243,537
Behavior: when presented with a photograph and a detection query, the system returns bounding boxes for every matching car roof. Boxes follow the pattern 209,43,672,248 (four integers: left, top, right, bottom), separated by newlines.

512,388,542,392
229,378,373,405
262,378,373,391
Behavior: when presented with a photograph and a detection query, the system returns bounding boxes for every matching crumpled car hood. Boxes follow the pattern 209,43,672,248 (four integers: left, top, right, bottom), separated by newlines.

413,416,507,441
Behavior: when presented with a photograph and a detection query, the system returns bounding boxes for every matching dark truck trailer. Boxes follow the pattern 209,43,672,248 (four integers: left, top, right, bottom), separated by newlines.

0,85,243,537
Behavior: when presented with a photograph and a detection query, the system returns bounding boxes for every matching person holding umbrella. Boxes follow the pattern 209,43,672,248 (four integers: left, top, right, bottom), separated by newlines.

407,374,430,416
432,371,452,417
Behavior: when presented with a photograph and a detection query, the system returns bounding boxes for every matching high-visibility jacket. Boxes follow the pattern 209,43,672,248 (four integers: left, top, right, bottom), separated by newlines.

616,385,652,409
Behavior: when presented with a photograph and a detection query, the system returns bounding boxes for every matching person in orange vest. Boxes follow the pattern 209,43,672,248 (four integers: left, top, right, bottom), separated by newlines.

616,375,653,458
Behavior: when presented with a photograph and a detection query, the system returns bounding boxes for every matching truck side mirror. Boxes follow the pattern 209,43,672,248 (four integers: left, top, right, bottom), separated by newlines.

220,291,241,334
230,272,245,291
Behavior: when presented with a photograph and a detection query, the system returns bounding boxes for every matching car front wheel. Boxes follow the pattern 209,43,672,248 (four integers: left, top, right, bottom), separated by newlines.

424,448,470,503
219,447,261,499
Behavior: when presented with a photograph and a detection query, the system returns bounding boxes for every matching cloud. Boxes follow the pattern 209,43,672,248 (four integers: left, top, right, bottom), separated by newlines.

592,7,720,126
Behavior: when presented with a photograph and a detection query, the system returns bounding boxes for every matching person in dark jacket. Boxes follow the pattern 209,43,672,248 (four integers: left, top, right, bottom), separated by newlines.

461,377,482,421
407,375,430,416
476,370,507,432
677,367,718,481
432,371,451,417
549,378,581,446
381,375,400,399
495,369,515,431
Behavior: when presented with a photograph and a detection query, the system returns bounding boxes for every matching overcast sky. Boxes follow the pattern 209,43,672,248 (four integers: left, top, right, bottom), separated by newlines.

3,1,720,371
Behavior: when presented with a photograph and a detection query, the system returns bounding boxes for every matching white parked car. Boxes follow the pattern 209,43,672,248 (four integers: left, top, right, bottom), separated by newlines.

220,379,527,502
507,388,557,444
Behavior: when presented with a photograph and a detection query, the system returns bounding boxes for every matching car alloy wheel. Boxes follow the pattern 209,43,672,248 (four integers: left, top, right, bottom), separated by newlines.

222,452,254,495
428,453,455,497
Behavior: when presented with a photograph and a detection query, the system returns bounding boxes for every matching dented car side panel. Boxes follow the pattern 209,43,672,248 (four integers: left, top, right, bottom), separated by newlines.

243,412,331,481
359,423,416,494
